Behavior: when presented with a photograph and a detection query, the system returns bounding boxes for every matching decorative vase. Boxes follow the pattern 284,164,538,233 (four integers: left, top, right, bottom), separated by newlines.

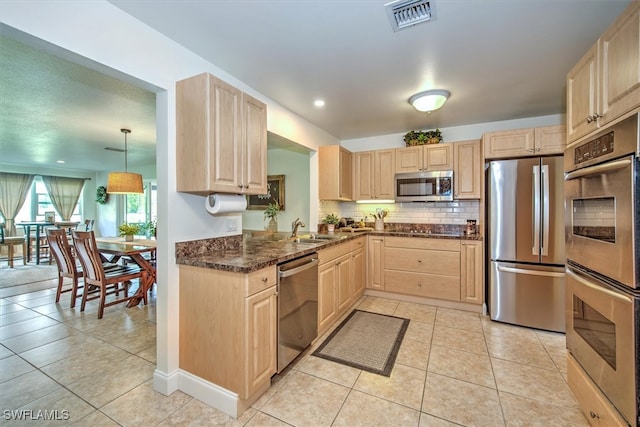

327,224,335,233
375,218,384,231
267,218,278,232
125,235,134,242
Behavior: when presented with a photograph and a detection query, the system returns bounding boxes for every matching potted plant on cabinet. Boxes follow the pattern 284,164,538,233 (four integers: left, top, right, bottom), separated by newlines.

403,129,442,146
118,223,140,242
323,213,340,233
264,202,280,233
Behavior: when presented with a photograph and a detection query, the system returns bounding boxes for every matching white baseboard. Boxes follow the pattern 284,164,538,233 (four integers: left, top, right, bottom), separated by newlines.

153,368,180,395
177,369,239,418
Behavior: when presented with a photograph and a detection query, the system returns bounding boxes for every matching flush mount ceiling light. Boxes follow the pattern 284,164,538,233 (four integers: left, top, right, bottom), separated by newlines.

107,128,144,194
408,89,450,112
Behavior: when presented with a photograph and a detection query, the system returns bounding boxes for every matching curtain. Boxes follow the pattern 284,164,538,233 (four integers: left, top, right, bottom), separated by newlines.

0,172,35,236
42,176,86,221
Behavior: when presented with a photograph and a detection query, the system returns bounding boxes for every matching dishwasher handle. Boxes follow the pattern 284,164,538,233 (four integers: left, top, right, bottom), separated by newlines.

278,258,319,278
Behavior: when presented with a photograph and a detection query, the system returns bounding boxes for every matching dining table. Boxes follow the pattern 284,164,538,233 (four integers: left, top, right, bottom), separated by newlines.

19,221,54,264
94,237,157,308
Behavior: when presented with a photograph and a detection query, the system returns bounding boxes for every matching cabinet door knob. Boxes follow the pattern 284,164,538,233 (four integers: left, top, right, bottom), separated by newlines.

589,411,600,419
237,185,243,188
586,116,593,123
417,283,423,288
261,277,268,283
417,259,422,263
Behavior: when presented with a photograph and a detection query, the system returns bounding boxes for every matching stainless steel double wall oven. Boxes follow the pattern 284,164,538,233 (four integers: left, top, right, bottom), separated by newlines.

564,113,640,426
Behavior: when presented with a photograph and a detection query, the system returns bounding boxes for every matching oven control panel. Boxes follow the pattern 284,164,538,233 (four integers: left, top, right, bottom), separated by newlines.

574,131,614,164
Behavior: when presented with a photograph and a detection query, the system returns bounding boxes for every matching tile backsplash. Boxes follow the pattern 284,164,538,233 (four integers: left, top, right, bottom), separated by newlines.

319,200,480,226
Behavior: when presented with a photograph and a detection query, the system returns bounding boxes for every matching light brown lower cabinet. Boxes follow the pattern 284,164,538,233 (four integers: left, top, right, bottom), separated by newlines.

380,236,484,306
317,239,365,336
384,237,461,301
179,265,277,401
460,240,483,304
367,235,385,290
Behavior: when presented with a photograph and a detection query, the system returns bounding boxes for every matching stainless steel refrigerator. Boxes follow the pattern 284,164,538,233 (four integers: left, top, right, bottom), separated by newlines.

487,156,566,332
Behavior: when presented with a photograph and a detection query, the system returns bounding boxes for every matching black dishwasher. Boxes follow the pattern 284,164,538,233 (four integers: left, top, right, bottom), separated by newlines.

277,253,319,372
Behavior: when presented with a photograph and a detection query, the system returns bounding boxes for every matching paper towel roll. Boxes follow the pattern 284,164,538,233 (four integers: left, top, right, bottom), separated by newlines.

205,194,247,215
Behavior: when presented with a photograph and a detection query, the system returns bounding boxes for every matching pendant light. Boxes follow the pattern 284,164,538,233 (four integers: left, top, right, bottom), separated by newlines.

106,128,144,194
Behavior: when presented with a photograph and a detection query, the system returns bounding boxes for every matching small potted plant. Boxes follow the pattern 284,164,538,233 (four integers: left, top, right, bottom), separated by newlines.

118,223,140,242
403,128,442,146
323,213,340,233
142,219,157,238
264,201,280,232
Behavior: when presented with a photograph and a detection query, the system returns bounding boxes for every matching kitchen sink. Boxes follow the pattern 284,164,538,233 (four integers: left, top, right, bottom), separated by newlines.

290,233,348,244
294,238,326,244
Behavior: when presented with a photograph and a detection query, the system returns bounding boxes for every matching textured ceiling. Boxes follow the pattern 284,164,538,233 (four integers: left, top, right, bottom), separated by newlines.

0,34,157,172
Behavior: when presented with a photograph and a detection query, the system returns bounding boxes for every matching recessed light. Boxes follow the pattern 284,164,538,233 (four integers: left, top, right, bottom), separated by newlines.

56,160,65,164
314,99,325,108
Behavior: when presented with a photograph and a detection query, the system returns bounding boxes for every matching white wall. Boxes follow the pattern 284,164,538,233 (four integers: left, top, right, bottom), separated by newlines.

0,0,339,398
242,148,312,233
341,114,565,152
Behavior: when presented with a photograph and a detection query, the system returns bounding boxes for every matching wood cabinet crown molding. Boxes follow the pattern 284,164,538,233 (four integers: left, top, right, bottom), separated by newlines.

176,73,267,196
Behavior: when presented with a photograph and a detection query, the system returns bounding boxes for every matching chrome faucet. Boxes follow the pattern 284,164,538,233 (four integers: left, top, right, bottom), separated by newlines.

291,218,305,238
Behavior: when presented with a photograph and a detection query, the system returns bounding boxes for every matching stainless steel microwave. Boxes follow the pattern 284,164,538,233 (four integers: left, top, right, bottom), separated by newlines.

394,171,453,202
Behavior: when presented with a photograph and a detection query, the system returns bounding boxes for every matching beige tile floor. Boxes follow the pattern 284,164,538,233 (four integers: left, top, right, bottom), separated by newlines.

0,278,589,426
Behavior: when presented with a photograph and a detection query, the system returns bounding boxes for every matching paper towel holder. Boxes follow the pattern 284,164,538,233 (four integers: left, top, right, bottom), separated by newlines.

205,193,247,215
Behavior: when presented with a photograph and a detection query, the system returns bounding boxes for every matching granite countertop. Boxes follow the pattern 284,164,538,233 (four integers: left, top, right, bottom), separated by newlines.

175,227,483,274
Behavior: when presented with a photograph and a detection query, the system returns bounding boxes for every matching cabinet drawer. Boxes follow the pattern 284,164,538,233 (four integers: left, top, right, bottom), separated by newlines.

567,354,627,427
385,270,460,301
247,266,277,296
350,237,366,252
385,247,460,276
385,236,460,252
319,242,351,264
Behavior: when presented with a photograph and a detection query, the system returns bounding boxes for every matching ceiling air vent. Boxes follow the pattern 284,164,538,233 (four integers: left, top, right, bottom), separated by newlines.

385,0,436,32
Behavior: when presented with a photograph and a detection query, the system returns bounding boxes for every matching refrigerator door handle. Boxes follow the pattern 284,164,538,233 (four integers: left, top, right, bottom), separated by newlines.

497,265,565,278
532,165,540,256
541,164,549,257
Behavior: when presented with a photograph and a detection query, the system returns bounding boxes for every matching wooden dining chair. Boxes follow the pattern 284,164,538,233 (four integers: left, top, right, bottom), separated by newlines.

47,228,83,307
72,230,148,319
0,225,27,268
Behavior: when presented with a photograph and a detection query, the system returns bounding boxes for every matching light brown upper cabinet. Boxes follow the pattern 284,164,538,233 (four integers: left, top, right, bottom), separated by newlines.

176,73,267,195
353,149,395,200
567,1,640,143
483,125,566,159
318,145,353,201
395,144,453,173
453,139,481,199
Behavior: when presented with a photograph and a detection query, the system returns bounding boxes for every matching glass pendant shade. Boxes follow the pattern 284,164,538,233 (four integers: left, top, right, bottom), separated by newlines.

409,90,450,112
106,128,144,194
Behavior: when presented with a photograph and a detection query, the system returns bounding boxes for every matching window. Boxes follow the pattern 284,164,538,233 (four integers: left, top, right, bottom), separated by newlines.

15,176,83,223
123,180,157,237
